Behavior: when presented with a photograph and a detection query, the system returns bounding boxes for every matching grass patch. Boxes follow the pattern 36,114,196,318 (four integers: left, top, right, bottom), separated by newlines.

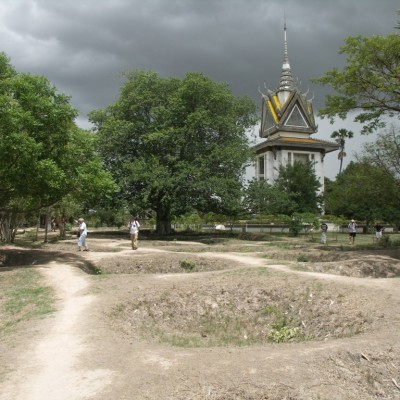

113,274,374,348
297,254,309,262
91,266,104,275
180,259,196,272
0,269,56,334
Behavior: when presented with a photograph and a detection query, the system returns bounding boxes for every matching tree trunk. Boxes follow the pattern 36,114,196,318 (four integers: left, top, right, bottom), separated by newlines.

44,207,50,243
0,211,23,243
155,204,173,235
59,215,66,238
156,219,173,235
0,212,12,242
35,211,40,241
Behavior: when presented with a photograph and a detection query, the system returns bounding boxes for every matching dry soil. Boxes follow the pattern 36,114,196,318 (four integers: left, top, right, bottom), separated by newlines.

1,232,400,399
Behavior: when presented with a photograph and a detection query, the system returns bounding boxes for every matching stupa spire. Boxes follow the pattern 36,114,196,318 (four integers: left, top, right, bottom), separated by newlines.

277,19,295,97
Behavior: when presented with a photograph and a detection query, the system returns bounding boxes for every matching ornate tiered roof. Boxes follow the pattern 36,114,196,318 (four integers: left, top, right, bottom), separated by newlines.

256,22,338,154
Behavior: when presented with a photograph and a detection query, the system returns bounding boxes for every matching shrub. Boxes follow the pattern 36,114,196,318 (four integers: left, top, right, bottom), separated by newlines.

267,312,303,343
297,254,309,262
64,223,72,232
379,235,391,248
288,218,303,237
180,259,196,271
268,326,302,343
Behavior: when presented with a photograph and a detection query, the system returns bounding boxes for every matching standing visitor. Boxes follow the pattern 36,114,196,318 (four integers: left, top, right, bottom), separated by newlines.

128,216,140,250
348,219,357,245
374,223,384,241
77,218,89,251
320,222,328,244
51,217,57,232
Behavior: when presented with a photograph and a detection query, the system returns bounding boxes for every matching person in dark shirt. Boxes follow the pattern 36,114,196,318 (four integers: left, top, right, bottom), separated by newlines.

374,223,384,241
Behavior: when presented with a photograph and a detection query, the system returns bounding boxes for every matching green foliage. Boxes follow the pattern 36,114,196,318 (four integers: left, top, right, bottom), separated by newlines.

0,55,77,212
286,213,319,237
86,201,130,228
325,161,400,225
312,34,400,134
174,211,202,226
90,70,258,235
331,128,354,175
297,254,309,262
0,269,55,333
274,161,322,213
180,259,196,271
288,217,303,237
92,267,103,275
0,53,117,242
379,235,391,248
243,179,296,215
268,325,302,343
360,126,400,181
265,308,303,343
273,214,292,225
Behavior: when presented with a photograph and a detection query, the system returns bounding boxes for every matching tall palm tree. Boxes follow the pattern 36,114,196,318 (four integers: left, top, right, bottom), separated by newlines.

331,128,354,174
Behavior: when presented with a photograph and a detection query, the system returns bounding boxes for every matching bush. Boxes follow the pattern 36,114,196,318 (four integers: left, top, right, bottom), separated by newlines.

379,235,391,248
288,218,302,237
297,254,309,262
64,223,72,232
180,259,196,271
268,326,302,343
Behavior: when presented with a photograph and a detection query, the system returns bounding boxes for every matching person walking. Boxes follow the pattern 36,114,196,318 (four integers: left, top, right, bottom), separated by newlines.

320,222,328,244
129,216,140,250
77,217,89,251
348,219,357,245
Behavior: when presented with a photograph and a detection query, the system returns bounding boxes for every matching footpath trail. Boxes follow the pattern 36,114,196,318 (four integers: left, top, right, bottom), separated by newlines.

1,241,400,399
0,262,114,400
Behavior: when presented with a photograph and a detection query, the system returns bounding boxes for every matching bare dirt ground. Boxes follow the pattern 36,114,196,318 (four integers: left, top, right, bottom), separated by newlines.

1,231,400,399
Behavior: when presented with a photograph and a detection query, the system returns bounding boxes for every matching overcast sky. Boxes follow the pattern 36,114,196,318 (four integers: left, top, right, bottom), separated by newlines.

0,0,399,179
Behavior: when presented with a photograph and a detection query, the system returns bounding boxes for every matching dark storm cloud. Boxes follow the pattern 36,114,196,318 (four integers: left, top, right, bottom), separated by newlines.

0,0,398,128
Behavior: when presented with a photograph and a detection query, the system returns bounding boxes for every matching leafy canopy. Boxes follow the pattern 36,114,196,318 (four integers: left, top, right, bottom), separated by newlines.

0,52,77,212
360,125,400,180
324,161,400,224
312,34,400,134
90,70,258,234
274,161,322,214
243,179,296,215
330,128,354,175
0,52,116,241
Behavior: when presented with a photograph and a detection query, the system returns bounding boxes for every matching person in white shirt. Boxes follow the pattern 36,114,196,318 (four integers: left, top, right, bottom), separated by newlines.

348,219,357,245
128,216,140,250
77,218,89,251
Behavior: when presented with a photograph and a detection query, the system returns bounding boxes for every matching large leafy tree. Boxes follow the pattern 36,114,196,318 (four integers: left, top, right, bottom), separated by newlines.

330,128,354,175
359,125,400,181
243,179,296,215
0,53,116,242
312,33,400,134
325,161,400,226
274,161,322,214
90,70,258,234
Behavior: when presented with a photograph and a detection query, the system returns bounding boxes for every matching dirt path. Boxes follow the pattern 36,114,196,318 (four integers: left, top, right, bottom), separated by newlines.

0,263,114,400
1,241,400,399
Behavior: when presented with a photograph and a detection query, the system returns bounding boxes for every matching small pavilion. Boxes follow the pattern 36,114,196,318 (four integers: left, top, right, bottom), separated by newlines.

253,23,339,191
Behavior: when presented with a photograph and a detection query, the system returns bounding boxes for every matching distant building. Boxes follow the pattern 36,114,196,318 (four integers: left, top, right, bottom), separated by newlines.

253,22,339,192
